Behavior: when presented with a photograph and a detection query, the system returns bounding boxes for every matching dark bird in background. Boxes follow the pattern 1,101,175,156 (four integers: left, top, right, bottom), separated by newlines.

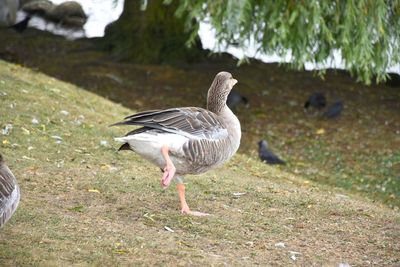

323,101,343,119
385,73,400,88
304,92,327,111
227,89,248,110
258,140,286,165
8,16,31,33
0,154,20,228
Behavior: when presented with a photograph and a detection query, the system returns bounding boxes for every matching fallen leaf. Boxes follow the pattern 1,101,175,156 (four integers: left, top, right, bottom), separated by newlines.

316,128,325,135
101,164,111,170
274,242,285,248
245,241,254,247
113,249,127,254
22,155,35,161
21,127,30,135
289,251,301,261
143,213,155,222
39,238,53,244
51,135,63,144
233,192,247,196
164,226,174,233
88,189,100,193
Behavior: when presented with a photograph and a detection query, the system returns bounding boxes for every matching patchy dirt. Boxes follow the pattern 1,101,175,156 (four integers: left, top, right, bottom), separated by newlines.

0,27,399,211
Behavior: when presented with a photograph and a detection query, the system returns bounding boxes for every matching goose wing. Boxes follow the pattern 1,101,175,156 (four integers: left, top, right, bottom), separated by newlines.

0,163,20,228
112,107,228,140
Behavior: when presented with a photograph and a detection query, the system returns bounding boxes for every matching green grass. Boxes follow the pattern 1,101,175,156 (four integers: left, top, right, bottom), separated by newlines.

1,28,399,209
0,60,399,266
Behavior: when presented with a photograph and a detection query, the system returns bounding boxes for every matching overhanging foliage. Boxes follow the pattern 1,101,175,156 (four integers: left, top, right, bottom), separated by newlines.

172,0,400,84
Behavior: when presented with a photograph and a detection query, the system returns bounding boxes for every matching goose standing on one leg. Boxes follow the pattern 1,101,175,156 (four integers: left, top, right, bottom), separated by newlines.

0,154,20,228
112,72,241,216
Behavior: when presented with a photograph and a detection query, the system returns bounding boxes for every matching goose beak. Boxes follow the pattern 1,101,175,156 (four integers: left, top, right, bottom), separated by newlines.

230,78,238,87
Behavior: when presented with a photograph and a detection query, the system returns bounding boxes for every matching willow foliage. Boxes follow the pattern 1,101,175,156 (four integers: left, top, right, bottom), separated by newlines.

171,0,400,84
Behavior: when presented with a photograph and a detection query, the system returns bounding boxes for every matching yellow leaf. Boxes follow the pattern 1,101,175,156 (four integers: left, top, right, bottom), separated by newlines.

101,164,111,170
21,127,30,135
113,249,127,254
316,128,325,135
2,139,10,145
88,189,100,193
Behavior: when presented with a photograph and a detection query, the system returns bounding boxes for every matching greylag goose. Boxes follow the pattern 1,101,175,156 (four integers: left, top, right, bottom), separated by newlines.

0,154,20,228
112,71,241,216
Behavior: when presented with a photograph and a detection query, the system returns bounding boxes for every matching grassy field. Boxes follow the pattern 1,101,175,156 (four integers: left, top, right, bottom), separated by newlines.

0,61,399,266
1,28,399,209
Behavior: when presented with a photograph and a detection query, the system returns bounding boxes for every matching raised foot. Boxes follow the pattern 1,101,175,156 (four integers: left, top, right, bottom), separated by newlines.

161,164,176,189
160,145,176,189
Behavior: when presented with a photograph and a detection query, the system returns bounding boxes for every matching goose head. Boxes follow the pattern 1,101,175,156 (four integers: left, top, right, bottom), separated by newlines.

207,71,238,114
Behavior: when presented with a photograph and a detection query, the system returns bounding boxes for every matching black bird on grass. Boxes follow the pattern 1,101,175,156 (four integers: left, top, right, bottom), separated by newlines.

9,16,31,33
323,101,343,119
258,140,286,165
227,89,248,110
0,154,20,228
385,73,400,88
304,92,327,111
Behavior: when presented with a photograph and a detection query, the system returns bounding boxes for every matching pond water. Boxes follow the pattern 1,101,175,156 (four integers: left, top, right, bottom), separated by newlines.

48,0,124,37
16,0,123,39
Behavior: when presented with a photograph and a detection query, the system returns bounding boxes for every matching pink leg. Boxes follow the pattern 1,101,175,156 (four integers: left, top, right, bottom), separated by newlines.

160,145,176,188
177,183,210,216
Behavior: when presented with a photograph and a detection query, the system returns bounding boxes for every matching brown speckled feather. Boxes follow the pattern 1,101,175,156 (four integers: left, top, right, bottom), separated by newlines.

112,107,228,140
0,154,20,228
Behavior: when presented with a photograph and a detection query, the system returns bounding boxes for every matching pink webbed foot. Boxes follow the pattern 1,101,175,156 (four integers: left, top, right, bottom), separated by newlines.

181,207,210,217
161,163,176,188
178,183,210,216
160,145,176,188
